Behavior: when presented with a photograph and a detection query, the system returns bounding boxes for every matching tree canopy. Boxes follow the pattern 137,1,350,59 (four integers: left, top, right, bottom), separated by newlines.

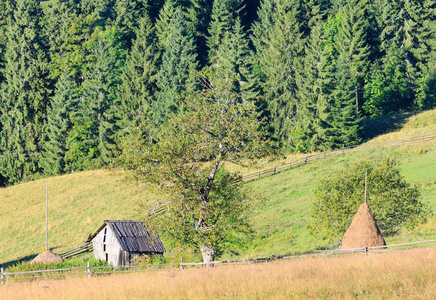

308,157,430,241
118,69,267,263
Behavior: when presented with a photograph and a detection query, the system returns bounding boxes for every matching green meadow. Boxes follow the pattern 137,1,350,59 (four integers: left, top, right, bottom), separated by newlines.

1,109,435,266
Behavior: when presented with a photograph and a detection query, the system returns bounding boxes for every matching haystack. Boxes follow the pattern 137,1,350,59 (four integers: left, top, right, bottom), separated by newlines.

31,250,63,264
341,203,385,249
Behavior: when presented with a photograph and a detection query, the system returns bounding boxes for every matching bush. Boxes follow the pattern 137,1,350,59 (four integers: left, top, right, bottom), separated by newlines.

308,157,431,241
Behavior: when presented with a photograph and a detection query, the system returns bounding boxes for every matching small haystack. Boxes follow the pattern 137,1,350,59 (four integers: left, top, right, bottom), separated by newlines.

31,250,63,264
341,203,386,249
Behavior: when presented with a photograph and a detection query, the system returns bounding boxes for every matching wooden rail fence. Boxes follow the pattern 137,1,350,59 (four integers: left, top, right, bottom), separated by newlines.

2,239,435,286
59,243,93,260
239,133,436,183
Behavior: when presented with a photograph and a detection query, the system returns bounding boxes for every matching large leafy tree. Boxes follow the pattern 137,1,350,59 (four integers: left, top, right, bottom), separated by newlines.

309,157,430,241
119,70,266,264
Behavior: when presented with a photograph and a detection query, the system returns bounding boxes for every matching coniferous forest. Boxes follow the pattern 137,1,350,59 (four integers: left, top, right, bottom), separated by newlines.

0,0,436,186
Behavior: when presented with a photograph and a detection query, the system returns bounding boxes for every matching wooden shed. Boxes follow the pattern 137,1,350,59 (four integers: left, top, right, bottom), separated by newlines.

86,220,165,266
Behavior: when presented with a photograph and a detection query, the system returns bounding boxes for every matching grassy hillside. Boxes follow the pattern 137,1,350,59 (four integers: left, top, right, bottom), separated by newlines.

1,110,435,266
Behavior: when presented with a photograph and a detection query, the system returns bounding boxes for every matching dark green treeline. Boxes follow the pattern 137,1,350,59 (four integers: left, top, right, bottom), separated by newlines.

0,0,435,185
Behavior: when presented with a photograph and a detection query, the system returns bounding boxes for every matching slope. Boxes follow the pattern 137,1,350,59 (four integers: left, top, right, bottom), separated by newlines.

1,109,435,265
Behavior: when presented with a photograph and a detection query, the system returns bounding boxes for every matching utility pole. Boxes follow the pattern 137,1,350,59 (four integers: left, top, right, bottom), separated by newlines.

46,179,48,251
364,171,367,204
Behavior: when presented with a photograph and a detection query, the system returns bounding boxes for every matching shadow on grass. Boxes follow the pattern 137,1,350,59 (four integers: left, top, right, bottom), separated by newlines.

0,247,60,269
0,254,38,269
361,111,419,141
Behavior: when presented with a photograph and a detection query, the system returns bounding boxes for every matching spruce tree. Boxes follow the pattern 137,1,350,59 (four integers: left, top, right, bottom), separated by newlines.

378,0,436,109
295,19,334,151
118,13,158,136
185,0,214,66
329,53,361,147
0,1,13,85
155,0,178,49
153,8,198,126
210,17,253,97
206,0,243,62
335,0,372,116
253,0,305,149
41,71,79,175
364,46,413,116
73,28,126,167
0,0,49,183
113,0,149,46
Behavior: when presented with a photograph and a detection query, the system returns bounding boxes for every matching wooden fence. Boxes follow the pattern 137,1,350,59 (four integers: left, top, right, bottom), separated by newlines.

240,133,436,183
2,239,435,286
59,243,93,260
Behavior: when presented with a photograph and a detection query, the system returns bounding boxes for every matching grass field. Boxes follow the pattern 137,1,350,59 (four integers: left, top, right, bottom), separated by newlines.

1,247,435,299
1,109,435,267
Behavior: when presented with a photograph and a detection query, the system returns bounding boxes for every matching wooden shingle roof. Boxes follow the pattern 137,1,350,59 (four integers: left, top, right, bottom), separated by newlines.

87,220,165,253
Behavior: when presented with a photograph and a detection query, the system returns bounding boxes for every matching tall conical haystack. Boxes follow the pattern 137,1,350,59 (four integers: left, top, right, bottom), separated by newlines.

341,203,385,249
31,250,63,264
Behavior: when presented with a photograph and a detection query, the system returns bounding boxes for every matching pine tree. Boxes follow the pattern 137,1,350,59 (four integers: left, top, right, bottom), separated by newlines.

253,0,305,149
210,17,254,98
153,8,198,126
251,0,276,53
118,13,158,136
155,0,178,49
206,0,243,62
0,1,13,85
185,0,214,66
335,0,372,116
79,0,117,25
113,0,149,46
295,19,334,151
329,53,361,147
42,2,98,84
0,0,49,183
378,0,436,109
364,46,414,116
41,71,79,175
72,28,126,167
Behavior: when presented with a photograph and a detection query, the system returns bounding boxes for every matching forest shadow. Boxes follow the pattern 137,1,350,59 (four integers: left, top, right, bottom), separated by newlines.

360,112,418,141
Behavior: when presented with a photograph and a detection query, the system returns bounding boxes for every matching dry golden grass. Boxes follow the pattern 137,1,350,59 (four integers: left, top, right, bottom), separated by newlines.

1,247,435,299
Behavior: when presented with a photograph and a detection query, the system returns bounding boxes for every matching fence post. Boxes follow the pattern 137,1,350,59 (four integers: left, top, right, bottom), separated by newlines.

258,171,260,180
1,268,5,286
180,257,183,270
342,145,345,155
274,165,276,174
365,247,368,256
87,262,92,279
305,153,307,164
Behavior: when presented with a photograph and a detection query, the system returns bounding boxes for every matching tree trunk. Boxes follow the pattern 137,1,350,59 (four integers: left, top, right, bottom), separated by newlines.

200,244,215,267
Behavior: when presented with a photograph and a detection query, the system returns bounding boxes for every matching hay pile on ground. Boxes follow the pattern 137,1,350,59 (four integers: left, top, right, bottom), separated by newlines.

341,203,386,249
31,250,63,264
